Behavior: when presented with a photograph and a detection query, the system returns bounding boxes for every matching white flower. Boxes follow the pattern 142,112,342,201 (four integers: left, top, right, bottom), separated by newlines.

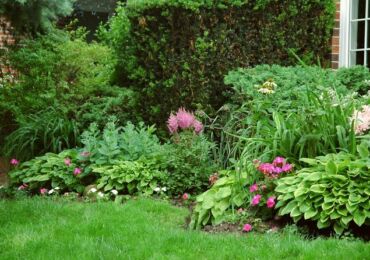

89,188,97,193
48,189,54,195
97,192,104,198
111,190,118,196
154,187,161,192
258,88,275,94
161,187,167,192
54,187,60,190
0,185,4,189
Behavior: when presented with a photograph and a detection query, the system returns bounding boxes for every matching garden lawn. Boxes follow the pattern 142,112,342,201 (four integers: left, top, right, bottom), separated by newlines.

0,198,369,260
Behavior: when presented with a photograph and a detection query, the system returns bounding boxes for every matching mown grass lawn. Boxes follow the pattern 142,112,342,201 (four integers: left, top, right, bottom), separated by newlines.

0,198,369,260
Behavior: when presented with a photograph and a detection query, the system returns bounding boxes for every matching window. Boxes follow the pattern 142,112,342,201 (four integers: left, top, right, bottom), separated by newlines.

340,0,370,67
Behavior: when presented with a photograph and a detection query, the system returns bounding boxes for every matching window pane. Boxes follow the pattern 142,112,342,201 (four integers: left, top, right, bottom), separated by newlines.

352,0,366,19
351,21,366,49
367,51,370,68
350,51,365,65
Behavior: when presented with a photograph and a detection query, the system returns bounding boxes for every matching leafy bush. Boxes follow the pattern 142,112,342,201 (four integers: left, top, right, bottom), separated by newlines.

336,66,370,95
93,160,168,196
275,142,370,234
3,108,80,160
0,0,75,33
214,65,357,167
81,120,162,165
102,0,335,128
8,149,92,193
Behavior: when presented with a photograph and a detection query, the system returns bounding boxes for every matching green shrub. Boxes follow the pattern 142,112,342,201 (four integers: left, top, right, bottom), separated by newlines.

93,160,168,196
8,149,91,193
336,66,370,95
0,0,75,33
214,65,357,167
3,108,80,160
102,0,335,128
275,141,370,234
80,120,162,165
164,131,217,195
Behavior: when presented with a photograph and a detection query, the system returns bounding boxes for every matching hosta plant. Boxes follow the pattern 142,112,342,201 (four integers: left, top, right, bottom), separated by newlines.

93,160,168,196
9,149,92,193
275,142,370,234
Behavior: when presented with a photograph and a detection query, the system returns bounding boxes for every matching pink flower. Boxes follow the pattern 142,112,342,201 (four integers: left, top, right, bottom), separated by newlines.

167,113,179,134
10,158,19,166
176,108,195,129
251,194,262,206
182,193,189,200
282,163,293,172
249,183,258,193
40,188,48,195
274,167,283,174
267,197,276,208
18,183,28,190
242,224,252,232
73,168,82,176
193,120,204,134
257,163,275,175
64,158,71,166
273,156,285,167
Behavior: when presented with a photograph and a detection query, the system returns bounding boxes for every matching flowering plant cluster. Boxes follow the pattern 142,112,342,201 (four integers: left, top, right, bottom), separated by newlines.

351,105,370,135
256,79,277,94
167,108,203,134
255,157,293,178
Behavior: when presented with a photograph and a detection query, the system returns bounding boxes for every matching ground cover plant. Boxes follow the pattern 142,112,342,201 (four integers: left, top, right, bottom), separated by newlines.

1,198,370,259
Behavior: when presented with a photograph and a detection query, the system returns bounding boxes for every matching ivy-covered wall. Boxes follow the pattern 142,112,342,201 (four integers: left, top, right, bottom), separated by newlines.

106,0,336,128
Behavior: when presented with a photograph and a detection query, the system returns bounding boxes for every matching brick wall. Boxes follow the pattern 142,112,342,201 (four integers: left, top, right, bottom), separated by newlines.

0,16,16,77
331,0,341,69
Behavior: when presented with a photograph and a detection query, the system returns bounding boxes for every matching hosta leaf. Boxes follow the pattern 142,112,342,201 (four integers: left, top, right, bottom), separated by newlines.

357,142,369,159
232,193,246,207
299,158,318,165
23,175,50,182
334,223,345,234
290,206,301,218
340,215,352,226
330,211,341,220
294,187,309,197
280,201,298,215
310,184,326,193
304,208,318,219
214,187,232,200
353,210,366,226
317,220,330,229
325,160,337,175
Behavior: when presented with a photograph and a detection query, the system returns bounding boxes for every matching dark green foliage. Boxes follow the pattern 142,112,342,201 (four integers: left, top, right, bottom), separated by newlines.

103,0,335,128
0,0,75,33
275,142,370,234
336,66,370,95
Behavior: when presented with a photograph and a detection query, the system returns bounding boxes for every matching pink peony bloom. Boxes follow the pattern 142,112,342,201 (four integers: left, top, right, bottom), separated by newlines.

176,108,195,129
242,224,252,232
251,194,262,206
267,197,276,208
282,163,293,172
167,113,179,134
182,193,189,200
273,156,285,167
10,158,19,166
274,167,283,174
40,188,48,195
257,163,275,175
73,168,82,176
193,120,204,134
249,183,258,193
64,158,71,167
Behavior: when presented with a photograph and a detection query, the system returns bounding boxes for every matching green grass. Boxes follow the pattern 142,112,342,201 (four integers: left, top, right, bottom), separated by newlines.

0,198,369,259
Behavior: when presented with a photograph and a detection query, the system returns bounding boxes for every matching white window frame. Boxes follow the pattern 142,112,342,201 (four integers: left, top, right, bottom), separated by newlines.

340,0,370,67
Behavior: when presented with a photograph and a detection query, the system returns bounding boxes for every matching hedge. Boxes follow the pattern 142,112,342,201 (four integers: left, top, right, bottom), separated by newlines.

104,0,336,129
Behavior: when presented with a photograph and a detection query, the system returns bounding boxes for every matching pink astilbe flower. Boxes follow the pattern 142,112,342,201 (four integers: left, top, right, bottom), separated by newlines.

73,168,82,176
10,158,19,166
242,224,252,232
267,197,276,208
176,108,195,129
64,158,71,167
193,120,204,134
251,194,262,206
167,113,179,134
40,188,48,195
273,156,285,167
249,184,258,193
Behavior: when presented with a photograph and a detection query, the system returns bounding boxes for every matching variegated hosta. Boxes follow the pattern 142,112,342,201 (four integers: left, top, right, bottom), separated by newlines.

275,142,370,234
